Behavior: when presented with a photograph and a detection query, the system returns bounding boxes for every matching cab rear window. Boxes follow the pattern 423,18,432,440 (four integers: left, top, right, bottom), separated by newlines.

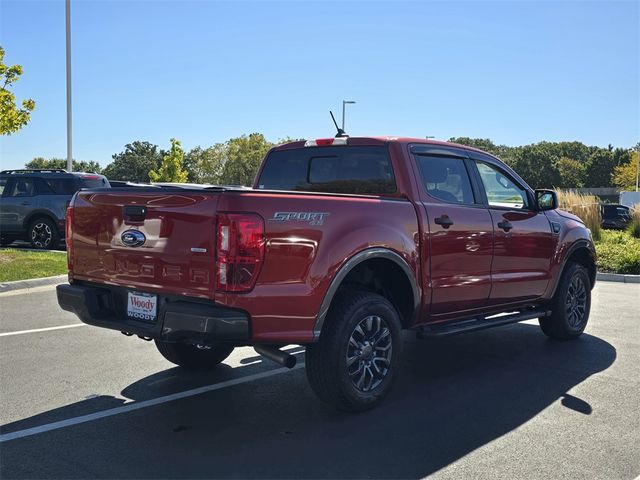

257,146,396,195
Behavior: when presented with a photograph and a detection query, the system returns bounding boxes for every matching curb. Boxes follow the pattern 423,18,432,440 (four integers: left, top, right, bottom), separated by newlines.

0,275,68,294
596,272,640,284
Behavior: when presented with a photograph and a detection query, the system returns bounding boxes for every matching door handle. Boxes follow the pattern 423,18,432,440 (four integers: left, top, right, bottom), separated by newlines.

497,220,513,232
21,202,31,206
434,215,454,229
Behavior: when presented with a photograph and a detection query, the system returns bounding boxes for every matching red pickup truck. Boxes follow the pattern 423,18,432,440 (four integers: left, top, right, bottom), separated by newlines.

57,136,596,411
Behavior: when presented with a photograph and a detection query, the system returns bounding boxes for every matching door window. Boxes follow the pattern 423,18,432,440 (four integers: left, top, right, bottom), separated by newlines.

6,178,34,197
475,162,529,209
0,178,7,196
414,155,475,204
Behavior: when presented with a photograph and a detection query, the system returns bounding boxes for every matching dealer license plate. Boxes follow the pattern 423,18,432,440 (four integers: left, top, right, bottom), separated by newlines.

127,291,157,322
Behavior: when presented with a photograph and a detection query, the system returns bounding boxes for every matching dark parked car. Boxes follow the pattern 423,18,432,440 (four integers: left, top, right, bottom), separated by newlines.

601,204,631,230
0,169,110,249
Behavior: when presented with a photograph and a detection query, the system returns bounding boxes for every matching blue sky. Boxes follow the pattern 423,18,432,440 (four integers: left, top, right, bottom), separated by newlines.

1,0,638,170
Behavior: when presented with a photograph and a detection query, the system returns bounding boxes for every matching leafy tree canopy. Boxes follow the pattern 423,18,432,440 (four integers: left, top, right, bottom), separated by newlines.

25,157,102,173
102,141,164,182
612,147,639,191
149,138,188,183
0,46,36,135
220,133,273,186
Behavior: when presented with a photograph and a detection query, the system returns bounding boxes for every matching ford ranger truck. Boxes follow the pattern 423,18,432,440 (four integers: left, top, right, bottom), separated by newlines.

57,136,596,411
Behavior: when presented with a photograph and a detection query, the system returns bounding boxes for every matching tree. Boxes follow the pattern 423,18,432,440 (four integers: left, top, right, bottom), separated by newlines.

556,156,586,188
149,138,188,183
220,133,273,186
612,147,639,191
448,137,515,164
25,157,102,173
510,143,562,188
102,141,164,182
184,144,226,184
584,149,617,187
0,46,36,135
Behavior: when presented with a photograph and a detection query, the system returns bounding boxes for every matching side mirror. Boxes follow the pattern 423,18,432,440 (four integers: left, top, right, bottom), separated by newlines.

535,189,558,211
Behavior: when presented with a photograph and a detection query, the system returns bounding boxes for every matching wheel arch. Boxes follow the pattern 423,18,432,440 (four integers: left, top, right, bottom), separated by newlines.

23,210,60,232
313,248,420,340
551,240,597,297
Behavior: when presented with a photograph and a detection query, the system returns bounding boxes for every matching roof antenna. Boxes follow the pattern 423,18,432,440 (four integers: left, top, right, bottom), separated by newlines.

330,111,347,138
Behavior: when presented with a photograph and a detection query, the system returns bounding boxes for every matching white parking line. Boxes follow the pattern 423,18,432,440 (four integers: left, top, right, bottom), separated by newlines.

0,324,86,337
0,363,304,443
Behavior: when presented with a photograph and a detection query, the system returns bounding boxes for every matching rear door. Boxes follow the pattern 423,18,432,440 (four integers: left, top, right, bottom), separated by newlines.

0,177,35,233
411,146,494,316
469,153,553,304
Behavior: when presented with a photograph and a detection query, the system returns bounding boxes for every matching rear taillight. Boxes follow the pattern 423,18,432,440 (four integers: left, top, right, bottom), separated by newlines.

65,207,74,274
216,213,265,292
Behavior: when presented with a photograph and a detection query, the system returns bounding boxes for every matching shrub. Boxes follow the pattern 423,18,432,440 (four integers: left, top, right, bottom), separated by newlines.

627,206,640,239
557,190,602,241
595,230,640,274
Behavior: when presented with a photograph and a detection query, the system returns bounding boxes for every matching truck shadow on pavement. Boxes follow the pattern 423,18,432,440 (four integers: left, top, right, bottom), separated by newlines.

1,323,616,479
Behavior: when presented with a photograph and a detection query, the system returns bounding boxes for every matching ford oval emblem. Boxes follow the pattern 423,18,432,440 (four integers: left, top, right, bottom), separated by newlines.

121,229,146,247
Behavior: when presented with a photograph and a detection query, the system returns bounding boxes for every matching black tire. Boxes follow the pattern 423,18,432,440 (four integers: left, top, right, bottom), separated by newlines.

28,217,59,250
154,340,235,370
539,262,591,340
305,291,403,412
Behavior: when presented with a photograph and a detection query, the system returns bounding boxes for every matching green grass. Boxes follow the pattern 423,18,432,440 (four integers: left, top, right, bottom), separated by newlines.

0,249,68,282
595,230,640,275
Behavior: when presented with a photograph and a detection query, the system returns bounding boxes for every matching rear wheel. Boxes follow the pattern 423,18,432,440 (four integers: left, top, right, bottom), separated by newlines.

29,217,59,250
540,262,591,340
154,340,235,370
305,291,402,412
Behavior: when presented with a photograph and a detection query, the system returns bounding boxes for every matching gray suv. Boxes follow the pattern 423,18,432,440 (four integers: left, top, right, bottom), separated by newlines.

0,169,110,249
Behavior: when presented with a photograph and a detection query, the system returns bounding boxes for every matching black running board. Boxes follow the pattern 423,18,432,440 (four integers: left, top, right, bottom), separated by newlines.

417,309,550,338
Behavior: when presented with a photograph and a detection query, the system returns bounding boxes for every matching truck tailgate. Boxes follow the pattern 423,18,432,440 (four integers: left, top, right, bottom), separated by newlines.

71,190,220,299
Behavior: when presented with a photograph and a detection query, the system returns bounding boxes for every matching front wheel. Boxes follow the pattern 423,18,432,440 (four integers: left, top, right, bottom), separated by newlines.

540,262,591,340
305,291,403,412
154,340,235,370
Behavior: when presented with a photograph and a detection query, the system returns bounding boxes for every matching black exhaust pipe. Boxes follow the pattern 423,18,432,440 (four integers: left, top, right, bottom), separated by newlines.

254,345,297,369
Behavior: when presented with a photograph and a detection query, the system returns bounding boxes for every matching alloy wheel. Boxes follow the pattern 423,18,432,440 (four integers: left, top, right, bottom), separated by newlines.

31,222,52,248
565,275,587,328
346,315,393,392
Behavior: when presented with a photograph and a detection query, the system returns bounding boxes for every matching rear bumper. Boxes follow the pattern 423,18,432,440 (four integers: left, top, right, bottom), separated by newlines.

57,283,249,344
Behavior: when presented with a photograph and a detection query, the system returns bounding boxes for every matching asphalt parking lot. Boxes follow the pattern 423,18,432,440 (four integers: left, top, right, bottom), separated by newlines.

0,281,638,479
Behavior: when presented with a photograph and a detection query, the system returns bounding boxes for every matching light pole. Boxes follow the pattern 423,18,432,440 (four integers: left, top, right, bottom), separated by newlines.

342,100,355,131
635,142,639,192
65,0,72,172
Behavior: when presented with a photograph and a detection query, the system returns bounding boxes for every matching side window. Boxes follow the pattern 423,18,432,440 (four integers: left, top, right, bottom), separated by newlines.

0,178,7,196
414,155,475,204
475,161,529,209
35,178,55,195
45,178,78,194
6,178,34,197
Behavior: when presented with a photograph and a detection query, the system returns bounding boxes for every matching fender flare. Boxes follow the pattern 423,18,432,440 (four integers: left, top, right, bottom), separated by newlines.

312,247,420,340
549,239,597,297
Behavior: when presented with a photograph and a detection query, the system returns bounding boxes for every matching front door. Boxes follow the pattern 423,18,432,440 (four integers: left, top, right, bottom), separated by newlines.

471,158,553,305
412,148,494,316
